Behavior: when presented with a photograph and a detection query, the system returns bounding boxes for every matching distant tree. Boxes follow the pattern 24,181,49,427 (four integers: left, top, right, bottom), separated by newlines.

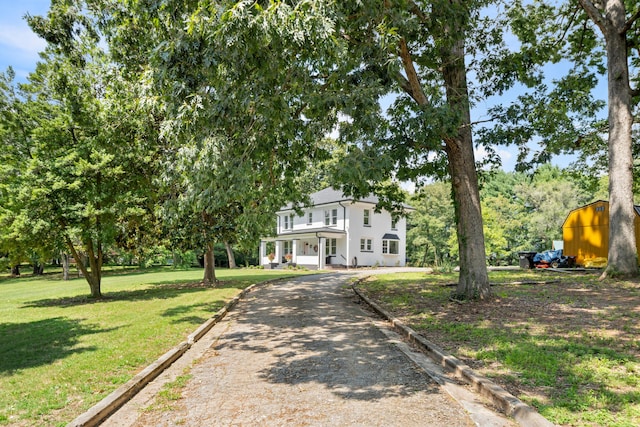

407,182,455,267
512,165,591,251
0,68,57,277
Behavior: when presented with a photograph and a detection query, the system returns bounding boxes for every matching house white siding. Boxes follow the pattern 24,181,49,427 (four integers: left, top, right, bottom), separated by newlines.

261,188,411,269
348,203,407,267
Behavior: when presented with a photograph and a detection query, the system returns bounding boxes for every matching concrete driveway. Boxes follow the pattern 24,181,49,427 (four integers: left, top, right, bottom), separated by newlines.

102,272,513,426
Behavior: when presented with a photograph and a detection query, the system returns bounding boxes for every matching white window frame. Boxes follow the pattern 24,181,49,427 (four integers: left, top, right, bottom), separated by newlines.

307,212,313,225
360,238,373,252
364,209,371,227
324,208,338,226
391,218,398,230
382,239,399,255
325,238,337,255
284,214,294,230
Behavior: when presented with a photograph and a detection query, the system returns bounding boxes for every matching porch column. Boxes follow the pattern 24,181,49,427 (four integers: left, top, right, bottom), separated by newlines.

259,241,266,265
345,229,350,270
318,237,325,269
275,241,282,264
292,240,298,264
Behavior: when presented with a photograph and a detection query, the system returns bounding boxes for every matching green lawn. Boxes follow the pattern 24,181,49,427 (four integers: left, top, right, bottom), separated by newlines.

0,267,311,426
356,270,640,427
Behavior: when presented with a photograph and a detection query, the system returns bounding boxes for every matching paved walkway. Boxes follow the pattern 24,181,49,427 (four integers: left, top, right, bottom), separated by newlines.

102,272,513,426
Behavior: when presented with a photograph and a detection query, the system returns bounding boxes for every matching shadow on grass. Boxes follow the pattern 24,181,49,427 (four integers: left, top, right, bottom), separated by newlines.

162,301,226,325
359,271,640,424
21,280,245,308
0,317,113,374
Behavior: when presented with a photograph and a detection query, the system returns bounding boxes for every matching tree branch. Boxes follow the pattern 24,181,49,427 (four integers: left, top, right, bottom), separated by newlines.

407,0,429,24
553,5,581,49
577,0,608,33
395,71,412,95
622,8,640,34
398,38,429,106
465,116,499,128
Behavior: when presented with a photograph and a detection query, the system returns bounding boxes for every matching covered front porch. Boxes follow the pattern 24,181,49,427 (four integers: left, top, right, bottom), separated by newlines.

260,229,346,269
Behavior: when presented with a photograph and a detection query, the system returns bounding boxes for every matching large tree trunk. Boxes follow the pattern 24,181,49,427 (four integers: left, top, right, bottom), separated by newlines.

32,262,44,275
602,1,638,278
445,137,490,299
10,264,20,277
66,237,102,298
203,242,217,285
441,17,490,299
579,0,638,278
397,3,490,299
224,241,237,269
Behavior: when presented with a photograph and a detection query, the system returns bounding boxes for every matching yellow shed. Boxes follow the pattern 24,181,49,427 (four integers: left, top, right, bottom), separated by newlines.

562,200,640,266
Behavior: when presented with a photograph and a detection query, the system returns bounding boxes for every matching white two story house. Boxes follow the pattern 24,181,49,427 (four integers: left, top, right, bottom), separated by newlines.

259,187,412,269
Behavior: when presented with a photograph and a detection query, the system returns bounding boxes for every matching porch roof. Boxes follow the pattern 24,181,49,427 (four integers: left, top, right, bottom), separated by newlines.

262,227,346,242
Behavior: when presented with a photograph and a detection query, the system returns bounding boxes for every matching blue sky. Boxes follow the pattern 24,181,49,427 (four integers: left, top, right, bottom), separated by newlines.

0,1,49,81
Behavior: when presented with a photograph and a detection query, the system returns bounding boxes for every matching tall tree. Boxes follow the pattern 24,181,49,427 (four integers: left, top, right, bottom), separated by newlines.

1,7,161,296
83,0,338,285
316,1,498,299
485,0,639,277
576,0,639,277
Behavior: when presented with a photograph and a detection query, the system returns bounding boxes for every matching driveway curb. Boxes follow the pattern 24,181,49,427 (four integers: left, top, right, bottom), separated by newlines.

67,281,267,427
351,282,556,427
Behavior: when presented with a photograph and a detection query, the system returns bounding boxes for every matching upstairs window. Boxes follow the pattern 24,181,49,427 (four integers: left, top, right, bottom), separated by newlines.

391,218,398,230
307,212,313,225
363,209,371,227
283,214,294,230
324,208,338,226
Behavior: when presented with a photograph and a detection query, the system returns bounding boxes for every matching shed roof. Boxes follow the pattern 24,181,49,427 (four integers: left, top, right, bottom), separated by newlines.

562,200,640,228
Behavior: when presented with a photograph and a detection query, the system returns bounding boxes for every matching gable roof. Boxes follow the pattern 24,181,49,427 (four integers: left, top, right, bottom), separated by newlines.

562,200,640,228
278,187,411,212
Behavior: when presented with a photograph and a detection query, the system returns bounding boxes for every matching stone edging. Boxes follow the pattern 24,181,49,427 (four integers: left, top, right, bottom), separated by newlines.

66,279,277,427
351,280,556,427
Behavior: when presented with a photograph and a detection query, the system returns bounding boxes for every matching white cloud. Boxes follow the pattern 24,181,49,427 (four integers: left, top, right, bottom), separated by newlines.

475,145,515,170
0,24,46,56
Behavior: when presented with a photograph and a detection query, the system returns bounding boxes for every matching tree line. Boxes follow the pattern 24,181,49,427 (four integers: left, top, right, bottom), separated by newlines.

406,165,612,267
1,0,639,299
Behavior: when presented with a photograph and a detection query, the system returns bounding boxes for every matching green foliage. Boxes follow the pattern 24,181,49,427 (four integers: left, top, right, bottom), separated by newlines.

408,166,594,266
0,15,162,295
407,182,456,267
86,0,340,276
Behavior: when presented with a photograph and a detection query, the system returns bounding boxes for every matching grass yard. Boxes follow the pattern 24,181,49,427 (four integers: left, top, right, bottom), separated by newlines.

355,270,640,427
0,267,311,426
